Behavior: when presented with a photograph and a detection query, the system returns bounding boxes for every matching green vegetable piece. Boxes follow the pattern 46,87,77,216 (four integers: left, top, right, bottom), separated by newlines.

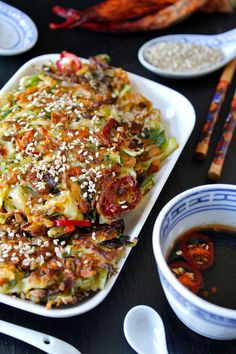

160,137,178,161
140,175,154,195
121,146,144,157
97,269,109,289
95,54,111,63
21,75,42,88
0,108,13,120
149,129,166,147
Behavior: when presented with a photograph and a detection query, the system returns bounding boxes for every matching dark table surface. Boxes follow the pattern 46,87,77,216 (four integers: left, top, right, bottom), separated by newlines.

0,1,236,353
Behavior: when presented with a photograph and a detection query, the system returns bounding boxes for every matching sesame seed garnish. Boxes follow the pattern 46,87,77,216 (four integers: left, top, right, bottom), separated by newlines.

118,200,126,204
176,250,183,256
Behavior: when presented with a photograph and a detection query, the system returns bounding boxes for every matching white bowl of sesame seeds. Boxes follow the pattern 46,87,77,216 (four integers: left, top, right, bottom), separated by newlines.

138,30,236,79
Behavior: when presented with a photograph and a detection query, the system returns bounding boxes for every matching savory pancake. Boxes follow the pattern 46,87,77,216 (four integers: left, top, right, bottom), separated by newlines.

0,52,177,307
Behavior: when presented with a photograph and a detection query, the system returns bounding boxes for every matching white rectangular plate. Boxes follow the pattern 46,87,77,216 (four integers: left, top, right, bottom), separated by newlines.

0,54,195,317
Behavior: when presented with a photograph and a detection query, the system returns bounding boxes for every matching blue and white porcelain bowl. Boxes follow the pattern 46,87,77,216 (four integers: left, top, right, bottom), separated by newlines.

153,184,236,340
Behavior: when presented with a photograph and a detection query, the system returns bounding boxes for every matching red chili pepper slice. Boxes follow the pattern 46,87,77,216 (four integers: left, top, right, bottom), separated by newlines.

169,260,203,294
103,118,124,146
56,51,81,72
180,233,214,270
53,219,92,227
97,175,141,218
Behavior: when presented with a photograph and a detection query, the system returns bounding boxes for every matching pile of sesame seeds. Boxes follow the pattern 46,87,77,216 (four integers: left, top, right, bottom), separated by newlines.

144,41,224,73
23,87,85,119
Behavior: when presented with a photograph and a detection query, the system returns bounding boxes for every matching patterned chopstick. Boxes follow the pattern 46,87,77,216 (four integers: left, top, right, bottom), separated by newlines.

208,90,236,181
195,59,236,160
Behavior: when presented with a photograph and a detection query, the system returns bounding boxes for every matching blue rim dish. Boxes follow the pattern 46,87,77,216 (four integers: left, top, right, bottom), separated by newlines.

0,1,38,55
158,186,236,328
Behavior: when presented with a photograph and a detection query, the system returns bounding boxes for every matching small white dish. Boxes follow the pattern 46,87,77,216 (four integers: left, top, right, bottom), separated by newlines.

0,1,38,55
153,184,236,340
138,29,236,79
0,54,195,317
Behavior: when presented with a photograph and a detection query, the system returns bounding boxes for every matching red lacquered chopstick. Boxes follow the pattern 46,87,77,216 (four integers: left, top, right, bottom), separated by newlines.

195,59,236,160
208,90,236,181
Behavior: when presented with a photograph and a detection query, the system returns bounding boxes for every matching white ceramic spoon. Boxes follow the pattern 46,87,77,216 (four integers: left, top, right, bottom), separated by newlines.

0,319,81,354
123,305,168,354
138,29,236,79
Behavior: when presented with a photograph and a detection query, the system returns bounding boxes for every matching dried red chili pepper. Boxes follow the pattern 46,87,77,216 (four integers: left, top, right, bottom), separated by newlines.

180,233,214,270
169,260,203,294
50,0,233,33
50,1,171,30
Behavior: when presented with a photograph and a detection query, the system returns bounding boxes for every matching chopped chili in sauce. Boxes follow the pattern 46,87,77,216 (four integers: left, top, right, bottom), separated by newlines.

169,260,203,294
180,233,214,270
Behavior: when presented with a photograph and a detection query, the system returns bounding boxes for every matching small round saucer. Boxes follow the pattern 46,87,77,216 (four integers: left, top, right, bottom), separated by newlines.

0,1,38,56
138,30,236,79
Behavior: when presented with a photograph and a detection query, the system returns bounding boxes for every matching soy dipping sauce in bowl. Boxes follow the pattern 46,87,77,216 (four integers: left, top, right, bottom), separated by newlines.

153,184,236,339
167,225,236,310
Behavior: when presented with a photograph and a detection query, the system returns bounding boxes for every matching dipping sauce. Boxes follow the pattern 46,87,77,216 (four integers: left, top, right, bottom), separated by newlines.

144,42,224,73
167,226,236,310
